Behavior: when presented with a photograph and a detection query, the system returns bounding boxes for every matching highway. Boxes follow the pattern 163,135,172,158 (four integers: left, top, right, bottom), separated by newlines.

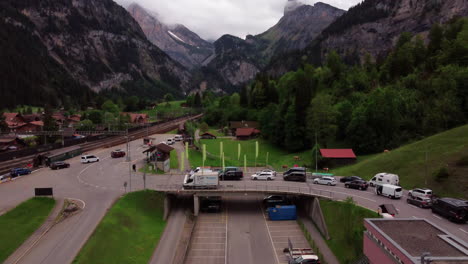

0,134,467,263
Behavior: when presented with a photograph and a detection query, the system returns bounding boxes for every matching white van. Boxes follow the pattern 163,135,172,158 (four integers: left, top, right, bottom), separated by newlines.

174,135,183,141
375,184,403,199
166,138,175,145
369,172,399,187
81,155,99,163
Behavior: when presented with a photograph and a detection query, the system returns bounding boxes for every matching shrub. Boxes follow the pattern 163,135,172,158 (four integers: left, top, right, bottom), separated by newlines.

455,155,468,166
434,166,450,182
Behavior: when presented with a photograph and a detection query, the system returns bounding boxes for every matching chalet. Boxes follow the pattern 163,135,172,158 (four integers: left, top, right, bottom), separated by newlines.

122,113,149,124
236,128,261,140
229,121,259,135
67,114,81,126
319,149,356,167
143,143,174,172
16,121,44,133
22,114,42,123
2,113,26,131
200,132,217,139
0,136,27,152
52,112,67,125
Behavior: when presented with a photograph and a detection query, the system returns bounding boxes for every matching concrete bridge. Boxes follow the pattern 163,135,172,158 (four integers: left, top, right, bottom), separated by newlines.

154,184,333,239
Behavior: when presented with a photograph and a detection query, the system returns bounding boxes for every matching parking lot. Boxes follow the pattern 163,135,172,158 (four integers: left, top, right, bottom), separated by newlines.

185,211,227,264
262,212,310,264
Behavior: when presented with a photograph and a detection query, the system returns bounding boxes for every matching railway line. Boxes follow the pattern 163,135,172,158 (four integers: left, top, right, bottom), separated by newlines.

0,114,202,175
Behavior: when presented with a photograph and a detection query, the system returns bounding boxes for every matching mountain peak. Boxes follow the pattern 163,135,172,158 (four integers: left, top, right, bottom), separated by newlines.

284,0,304,14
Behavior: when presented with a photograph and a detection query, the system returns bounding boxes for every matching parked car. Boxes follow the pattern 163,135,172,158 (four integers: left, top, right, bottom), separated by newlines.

166,138,175,145
344,180,368,190
408,188,433,199
283,171,306,182
369,172,399,187
257,169,277,176
263,195,290,208
174,135,183,141
313,176,337,186
0,175,10,181
251,172,275,181
111,149,126,158
10,168,31,177
81,155,99,163
407,196,432,208
378,204,398,218
431,198,468,223
340,176,362,183
218,167,243,180
50,161,70,170
375,184,403,199
200,196,222,213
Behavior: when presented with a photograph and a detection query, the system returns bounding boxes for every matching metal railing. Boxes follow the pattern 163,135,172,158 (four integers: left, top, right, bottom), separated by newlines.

152,184,333,199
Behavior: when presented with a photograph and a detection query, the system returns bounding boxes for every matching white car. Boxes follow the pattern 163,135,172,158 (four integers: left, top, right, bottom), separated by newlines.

313,176,337,186
166,138,175,145
251,172,275,181
257,169,277,176
408,188,432,199
174,135,183,141
81,155,99,163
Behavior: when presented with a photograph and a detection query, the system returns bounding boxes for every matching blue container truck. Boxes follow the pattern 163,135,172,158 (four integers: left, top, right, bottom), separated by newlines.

268,205,297,221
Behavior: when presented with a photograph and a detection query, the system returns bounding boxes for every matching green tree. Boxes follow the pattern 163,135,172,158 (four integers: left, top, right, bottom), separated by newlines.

306,94,339,148
101,100,119,114
88,110,103,124
0,111,8,132
43,105,57,131
76,119,94,131
164,93,174,102
124,96,139,112
199,122,209,133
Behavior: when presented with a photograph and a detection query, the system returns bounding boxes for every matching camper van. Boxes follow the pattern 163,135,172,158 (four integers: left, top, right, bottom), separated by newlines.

369,172,399,187
375,184,403,199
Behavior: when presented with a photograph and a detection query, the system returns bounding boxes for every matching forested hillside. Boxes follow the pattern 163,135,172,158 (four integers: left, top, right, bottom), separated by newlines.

197,18,468,154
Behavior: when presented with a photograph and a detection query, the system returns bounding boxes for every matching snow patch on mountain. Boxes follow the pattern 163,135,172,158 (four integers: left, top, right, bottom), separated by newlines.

168,30,186,44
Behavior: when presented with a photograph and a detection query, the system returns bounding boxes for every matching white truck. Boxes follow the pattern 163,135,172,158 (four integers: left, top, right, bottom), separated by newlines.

375,183,403,199
286,238,320,264
369,172,399,187
183,171,219,189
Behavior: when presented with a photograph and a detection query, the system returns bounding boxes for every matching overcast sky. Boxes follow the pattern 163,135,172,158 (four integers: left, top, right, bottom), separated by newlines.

115,0,360,41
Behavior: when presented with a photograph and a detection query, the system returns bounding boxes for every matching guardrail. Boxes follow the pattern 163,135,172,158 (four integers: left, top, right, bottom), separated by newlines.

152,184,333,199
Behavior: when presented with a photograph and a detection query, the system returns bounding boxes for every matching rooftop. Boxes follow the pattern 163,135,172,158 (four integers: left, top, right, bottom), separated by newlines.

320,149,356,158
366,218,468,263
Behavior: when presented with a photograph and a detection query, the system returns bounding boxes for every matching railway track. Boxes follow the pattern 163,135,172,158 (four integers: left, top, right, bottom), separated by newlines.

0,114,202,175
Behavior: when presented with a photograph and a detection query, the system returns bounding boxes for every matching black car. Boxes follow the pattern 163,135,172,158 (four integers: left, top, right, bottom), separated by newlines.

263,195,290,208
432,198,468,223
340,176,362,183
407,196,432,208
200,197,222,213
283,167,306,177
50,161,70,170
283,171,306,182
344,180,368,190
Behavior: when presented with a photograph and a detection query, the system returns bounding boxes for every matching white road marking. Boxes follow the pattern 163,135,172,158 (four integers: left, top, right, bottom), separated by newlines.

460,228,468,234
67,198,86,210
432,214,442,220
261,204,281,264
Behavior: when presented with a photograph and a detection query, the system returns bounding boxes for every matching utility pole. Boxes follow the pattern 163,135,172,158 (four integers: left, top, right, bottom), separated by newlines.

315,131,318,172
424,148,428,186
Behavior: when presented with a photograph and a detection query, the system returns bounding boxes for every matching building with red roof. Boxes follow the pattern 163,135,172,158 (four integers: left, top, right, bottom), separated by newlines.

235,128,261,140
319,148,356,167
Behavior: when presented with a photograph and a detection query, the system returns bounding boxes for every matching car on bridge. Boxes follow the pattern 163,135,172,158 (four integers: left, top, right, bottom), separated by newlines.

340,175,362,183
251,171,275,181
313,176,337,186
50,161,70,170
406,196,432,208
256,169,277,176
344,180,368,190
10,168,31,177
408,188,432,199
81,155,99,163
431,197,468,223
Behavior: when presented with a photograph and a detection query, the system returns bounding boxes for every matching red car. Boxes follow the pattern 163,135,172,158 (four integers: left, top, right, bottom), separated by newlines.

111,149,126,158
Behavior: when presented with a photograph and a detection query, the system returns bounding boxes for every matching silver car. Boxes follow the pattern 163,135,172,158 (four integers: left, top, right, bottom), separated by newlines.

313,176,337,186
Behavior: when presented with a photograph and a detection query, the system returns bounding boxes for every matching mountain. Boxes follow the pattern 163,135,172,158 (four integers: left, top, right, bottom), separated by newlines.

199,1,344,91
127,3,214,69
0,0,190,108
267,0,468,75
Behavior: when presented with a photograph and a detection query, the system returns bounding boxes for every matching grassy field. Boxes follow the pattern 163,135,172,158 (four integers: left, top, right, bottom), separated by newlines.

141,100,193,121
170,150,179,169
333,125,468,199
0,197,55,263
165,129,178,134
320,199,378,264
73,191,166,264
139,164,165,174
189,138,312,170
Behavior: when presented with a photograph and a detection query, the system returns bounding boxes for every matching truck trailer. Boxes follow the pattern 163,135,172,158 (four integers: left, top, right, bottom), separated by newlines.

268,205,297,221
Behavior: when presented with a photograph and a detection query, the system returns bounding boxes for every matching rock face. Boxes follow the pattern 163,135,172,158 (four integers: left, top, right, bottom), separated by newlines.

127,3,214,69
201,1,344,91
268,0,468,76
1,0,190,100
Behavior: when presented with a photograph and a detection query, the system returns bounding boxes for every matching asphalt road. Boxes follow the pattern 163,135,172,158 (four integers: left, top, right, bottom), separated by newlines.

1,134,466,263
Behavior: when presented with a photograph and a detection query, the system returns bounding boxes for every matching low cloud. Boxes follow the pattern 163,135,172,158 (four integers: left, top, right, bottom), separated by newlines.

116,0,360,40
